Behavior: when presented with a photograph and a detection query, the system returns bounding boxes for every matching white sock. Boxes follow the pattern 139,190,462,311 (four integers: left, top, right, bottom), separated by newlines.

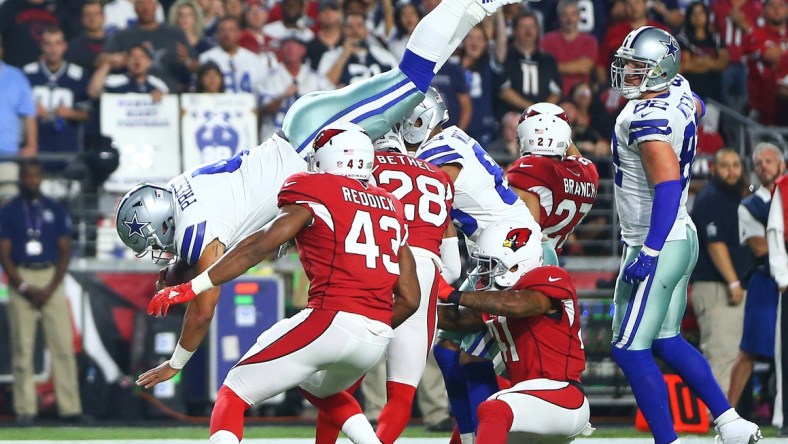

714,408,741,426
406,0,474,62
434,3,488,72
341,413,382,444
459,432,475,444
667,439,681,444
209,430,240,444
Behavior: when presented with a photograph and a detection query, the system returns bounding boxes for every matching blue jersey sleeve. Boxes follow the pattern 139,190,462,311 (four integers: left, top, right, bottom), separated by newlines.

179,221,208,266
628,118,672,146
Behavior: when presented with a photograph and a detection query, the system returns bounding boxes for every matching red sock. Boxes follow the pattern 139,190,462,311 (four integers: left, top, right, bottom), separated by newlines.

376,381,417,444
449,425,461,444
210,385,251,441
301,380,364,444
475,400,513,443
496,375,511,390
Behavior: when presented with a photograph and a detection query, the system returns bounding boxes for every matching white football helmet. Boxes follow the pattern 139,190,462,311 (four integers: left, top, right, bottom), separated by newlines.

516,114,572,157
611,26,681,99
401,87,448,149
469,221,543,291
311,121,375,181
116,183,176,262
520,102,570,125
374,126,408,155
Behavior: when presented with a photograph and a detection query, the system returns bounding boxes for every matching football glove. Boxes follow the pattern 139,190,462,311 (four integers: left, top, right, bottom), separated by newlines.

148,282,197,317
623,250,658,284
436,274,462,304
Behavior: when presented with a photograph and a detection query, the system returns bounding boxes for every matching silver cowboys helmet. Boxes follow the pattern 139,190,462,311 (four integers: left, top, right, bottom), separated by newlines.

611,26,681,99
115,183,176,261
374,126,408,155
469,221,543,291
401,87,449,149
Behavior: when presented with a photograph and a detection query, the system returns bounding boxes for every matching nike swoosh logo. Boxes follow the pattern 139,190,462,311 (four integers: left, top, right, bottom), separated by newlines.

518,163,534,168
168,291,180,299
548,277,561,282
640,111,655,117
283,181,297,187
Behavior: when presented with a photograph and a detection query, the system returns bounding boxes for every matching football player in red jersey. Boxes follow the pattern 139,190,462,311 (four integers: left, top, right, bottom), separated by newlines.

141,122,421,444
437,221,592,442
506,106,599,257
313,129,461,444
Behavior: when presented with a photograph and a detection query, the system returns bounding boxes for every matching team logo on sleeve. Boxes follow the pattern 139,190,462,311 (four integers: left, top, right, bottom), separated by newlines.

502,228,533,252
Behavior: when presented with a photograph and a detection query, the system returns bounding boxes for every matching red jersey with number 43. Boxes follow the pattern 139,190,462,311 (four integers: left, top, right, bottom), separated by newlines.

483,266,585,383
371,152,454,257
278,171,407,325
506,155,599,250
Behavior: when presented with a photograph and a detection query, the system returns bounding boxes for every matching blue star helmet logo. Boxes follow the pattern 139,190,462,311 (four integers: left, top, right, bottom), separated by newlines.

124,212,151,238
661,38,679,63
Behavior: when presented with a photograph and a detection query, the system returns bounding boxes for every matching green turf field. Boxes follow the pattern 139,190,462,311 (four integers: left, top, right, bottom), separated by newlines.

0,425,781,440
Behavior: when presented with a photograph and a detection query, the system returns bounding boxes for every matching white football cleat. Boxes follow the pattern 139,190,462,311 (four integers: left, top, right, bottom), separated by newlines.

476,0,521,15
714,418,762,444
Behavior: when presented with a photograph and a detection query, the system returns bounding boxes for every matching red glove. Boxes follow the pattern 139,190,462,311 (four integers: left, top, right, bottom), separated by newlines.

436,274,462,304
147,282,197,317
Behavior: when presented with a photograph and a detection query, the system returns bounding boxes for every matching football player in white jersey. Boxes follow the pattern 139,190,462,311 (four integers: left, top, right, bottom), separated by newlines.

609,26,760,444
400,88,539,442
116,0,519,434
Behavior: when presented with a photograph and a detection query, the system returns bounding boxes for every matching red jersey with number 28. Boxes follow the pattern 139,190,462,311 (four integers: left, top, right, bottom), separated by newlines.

506,155,599,250
484,266,585,383
278,171,407,325
371,152,454,257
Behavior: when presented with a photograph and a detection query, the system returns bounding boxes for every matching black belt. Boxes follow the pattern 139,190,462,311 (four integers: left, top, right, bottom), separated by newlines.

17,262,54,270
567,379,586,396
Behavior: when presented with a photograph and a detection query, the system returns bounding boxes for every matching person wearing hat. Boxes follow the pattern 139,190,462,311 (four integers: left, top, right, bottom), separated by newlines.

258,35,334,139
306,0,342,70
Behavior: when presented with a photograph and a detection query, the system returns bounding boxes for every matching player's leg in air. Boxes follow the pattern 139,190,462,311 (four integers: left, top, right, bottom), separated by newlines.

280,0,517,155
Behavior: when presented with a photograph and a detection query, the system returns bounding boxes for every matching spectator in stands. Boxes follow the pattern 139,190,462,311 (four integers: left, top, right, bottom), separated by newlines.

263,0,315,48
745,0,786,126
711,0,760,113
431,58,472,130
66,0,107,76
103,0,194,92
223,0,244,21
778,57,788,126
690,148,751,394
305,0,342,70
563,84,609,156
239,0,272,54
258,36,334,140
540,0,598,97
194,60,225,92
387,3,422,60
728,143,785,412
461,24,504,147
317,12,397,86
24,27,90,172
597,0,668,84
89,44,169,99
199,16,276,94
647,0,684,31
0,0,61,68
0,35,37,201
268,0,319,33
498,12,562,115
768,164,788,437
104,0,166,35
0,159,81,426
486,111,520,163
677,2,729,103
197,0,224,39
169,0,214,62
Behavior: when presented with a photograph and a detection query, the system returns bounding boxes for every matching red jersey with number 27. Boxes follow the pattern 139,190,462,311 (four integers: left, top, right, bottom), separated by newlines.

506,155,599,250
371,152,454,257
484,266,585,384
278,171,407,325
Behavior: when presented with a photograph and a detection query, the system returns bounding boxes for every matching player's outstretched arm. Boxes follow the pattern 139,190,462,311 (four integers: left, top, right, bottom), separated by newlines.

436,304,485,332
440,224,462,283
450,288,554,318
392,244,421,328
512,186,541,223
137,239,225,389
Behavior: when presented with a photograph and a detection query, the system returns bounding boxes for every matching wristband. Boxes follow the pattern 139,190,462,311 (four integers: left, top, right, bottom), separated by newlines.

169,343,194,370
641,245,660,257
191,271,214,295
728,281,741,289
446,290,462,305
18,282,29,293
